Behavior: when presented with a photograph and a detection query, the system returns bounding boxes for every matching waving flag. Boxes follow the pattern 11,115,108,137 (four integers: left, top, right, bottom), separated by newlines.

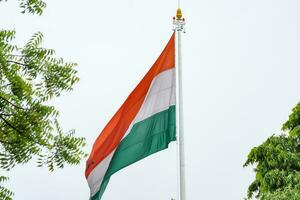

86,33,176,200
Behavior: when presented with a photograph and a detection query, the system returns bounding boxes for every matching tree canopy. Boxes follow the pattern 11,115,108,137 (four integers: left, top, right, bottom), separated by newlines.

0,1,86,199
244,103,300,199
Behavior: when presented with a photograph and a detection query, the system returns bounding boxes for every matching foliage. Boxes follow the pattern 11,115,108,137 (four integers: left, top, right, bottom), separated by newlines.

0,0,46,15
0,176,13,200
0,30,86,170
244,103,300,199
262,185,300,200
0,1,87,199
0,29,87,198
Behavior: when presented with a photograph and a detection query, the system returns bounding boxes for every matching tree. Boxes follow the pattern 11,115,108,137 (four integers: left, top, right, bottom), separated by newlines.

244,103,300,199
0,1,86,199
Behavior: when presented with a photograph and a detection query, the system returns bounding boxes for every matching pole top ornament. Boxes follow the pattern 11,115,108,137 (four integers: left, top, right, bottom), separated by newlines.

176,8,183,19
173,8,186,32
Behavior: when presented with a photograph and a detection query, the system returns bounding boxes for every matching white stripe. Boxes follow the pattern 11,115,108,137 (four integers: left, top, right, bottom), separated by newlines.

135,68,176,123
87,68,176,197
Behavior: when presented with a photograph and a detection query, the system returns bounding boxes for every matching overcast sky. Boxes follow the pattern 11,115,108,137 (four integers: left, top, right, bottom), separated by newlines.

1,0,300,199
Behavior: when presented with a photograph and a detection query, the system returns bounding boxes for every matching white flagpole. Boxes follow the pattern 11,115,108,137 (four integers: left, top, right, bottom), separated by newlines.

173,8,186,200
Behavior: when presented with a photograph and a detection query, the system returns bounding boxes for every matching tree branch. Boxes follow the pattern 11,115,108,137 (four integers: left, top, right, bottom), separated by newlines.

0,115,23,135
0,96,27,110
0,113,46,147
7,60,28,67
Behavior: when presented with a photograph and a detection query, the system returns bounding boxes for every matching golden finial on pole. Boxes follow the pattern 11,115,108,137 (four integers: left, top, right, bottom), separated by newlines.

176,8,183,20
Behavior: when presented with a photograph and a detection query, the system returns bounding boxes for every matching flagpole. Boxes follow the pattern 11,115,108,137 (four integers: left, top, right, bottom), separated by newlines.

173,8,186,200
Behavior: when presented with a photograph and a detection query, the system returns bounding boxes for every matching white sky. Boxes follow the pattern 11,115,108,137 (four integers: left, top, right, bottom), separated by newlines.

1,0,300,199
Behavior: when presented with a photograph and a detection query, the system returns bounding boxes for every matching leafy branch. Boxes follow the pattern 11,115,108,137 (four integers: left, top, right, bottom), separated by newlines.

244,102,300,199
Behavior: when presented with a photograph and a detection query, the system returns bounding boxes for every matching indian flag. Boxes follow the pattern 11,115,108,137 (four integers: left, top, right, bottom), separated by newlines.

85,33,176,200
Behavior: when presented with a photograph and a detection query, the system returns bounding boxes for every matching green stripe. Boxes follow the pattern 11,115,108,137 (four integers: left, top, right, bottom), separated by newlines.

91,105,176,200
